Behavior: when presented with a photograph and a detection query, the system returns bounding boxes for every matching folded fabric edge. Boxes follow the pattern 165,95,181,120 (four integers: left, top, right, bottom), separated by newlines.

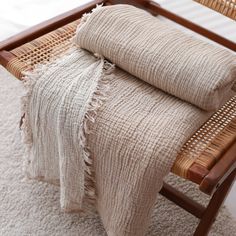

74,4,104,42
78,57,115,211
20,46,115,212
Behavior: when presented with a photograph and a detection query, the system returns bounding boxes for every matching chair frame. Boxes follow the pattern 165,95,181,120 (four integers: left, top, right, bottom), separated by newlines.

0,1,235,235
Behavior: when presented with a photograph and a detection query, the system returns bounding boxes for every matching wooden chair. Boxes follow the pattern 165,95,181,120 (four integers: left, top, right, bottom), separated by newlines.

0,1,235,235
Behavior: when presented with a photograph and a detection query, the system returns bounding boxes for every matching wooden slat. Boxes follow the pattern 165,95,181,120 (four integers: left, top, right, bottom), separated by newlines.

0,51,16,68
194,169,236,235
200,141,236,194
160,182,205,219
187,163,209,185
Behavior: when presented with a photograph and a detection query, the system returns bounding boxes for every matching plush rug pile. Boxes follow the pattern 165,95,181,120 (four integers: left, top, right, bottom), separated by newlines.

0,65,236,236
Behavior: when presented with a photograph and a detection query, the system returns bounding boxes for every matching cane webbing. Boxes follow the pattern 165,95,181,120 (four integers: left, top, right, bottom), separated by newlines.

7,20,79,79
194,0,236,20
172,96,236,177
4,18,236,180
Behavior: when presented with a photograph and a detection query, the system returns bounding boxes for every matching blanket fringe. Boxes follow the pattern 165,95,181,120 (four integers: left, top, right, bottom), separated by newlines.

20,50,72,175
20,62,48,175
80,57,115,206
20,46,115,212
75,4,115,206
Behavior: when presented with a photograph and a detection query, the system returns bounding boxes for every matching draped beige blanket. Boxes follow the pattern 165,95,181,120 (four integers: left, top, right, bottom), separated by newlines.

22,4,236,236
22,47,210,235
22,49,113,210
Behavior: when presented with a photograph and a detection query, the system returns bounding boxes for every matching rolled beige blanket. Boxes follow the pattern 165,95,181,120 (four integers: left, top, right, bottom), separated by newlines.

75,4,236,111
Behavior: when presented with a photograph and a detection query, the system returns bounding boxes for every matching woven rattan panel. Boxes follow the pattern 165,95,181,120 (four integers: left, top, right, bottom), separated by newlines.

7,20,79,79
172,96,236,177
194,0,236,20
5,18,236,180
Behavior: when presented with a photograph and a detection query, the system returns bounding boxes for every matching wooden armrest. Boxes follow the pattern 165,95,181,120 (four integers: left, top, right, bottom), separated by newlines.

200,140,236,195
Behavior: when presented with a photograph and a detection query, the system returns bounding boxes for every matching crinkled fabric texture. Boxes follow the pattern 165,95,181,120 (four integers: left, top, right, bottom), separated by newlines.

23,47,211,235
75,4,236,111
87,68,211,235
23,48,110,212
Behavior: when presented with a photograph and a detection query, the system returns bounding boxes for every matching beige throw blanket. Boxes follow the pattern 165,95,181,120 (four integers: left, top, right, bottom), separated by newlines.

75,5,236,111
22,49,114,211
22,5,236,236
23,47,210,235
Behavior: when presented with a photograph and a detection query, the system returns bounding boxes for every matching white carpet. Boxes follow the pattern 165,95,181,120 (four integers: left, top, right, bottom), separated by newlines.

0,66,236,236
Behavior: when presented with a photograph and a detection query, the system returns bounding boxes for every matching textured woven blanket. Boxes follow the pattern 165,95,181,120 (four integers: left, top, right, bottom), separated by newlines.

75,5,236,111
22,48,114,211
22,47,210,235
21,4,236,236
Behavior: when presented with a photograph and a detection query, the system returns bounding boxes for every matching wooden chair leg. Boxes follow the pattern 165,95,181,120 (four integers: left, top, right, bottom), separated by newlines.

194,169,236,236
